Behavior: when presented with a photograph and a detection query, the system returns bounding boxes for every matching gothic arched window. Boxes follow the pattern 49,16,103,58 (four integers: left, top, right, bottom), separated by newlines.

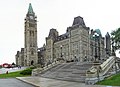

31,50,34,55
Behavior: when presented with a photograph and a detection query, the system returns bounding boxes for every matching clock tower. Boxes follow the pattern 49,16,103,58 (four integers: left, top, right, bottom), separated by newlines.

24,3,38,66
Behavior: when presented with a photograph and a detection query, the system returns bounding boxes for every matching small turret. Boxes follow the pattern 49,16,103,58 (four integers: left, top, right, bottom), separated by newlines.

105,32,110,37
105,32,111,56
72,16,86,27
47,28,59,41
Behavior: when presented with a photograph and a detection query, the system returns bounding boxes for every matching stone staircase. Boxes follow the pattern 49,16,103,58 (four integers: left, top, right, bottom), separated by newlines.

39,62,93,83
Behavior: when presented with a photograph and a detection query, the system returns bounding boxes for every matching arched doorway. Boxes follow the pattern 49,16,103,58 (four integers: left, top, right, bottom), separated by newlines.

31,60,34,65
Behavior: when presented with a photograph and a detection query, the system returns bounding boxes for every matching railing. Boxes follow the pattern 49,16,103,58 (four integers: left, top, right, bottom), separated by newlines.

99,56,115,75
86,56,116,84
32,61,60,76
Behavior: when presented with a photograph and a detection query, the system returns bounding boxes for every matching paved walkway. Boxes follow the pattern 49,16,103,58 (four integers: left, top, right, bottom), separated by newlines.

16,77,120,87
0,78,34,87
0,67,27,74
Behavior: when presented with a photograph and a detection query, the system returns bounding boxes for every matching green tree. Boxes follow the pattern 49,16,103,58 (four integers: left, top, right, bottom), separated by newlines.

111,28,120,50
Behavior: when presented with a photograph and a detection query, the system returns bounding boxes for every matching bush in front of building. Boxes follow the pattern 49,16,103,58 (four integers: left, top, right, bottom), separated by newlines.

20,65,37,75
0,65,2,68
29,66,37,69
20,68,32,75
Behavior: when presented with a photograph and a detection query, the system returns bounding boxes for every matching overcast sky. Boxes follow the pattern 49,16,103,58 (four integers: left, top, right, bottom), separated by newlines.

0,0,120,64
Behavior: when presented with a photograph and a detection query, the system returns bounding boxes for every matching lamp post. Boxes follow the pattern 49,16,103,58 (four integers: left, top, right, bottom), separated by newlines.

98,36,100,61
97,66,100,82
95,34,98,62
60,45,63,60
115,56,117,74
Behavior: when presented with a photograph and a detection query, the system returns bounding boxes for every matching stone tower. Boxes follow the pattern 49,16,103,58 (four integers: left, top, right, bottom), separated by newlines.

24,3,38,66
105,32,111,56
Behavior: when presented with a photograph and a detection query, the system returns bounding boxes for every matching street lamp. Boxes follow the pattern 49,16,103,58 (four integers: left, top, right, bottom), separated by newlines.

95,35,97,62
98,36,100,61
60,45,63,60
97,66,100,82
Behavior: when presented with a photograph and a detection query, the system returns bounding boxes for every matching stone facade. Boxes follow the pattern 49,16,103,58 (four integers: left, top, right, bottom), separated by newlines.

45,16,90,64
89,29,106,62
38,45,46,67
15,3,38,66
15,4,111,66
15,48,24,66
23,3,38,66
42,16,111,65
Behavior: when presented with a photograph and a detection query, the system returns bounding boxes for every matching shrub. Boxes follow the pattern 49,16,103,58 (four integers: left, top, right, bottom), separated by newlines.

29,66,36,69
0,65,2,68
20,68,32,75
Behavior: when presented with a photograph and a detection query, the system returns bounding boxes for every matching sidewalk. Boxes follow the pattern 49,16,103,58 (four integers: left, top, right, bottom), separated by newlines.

16,77,120,87
0,67,27,74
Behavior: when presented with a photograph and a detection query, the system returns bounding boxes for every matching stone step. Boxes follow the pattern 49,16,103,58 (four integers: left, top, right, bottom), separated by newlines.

49,63,66,72
58,69,74,72
62,62,76,69
61,77,85,83
41,63,67,76
40,62,92,83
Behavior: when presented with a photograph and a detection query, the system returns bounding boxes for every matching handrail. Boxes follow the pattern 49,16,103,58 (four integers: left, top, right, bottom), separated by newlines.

100,56,114,71
86,56,116,76
32,61,60,76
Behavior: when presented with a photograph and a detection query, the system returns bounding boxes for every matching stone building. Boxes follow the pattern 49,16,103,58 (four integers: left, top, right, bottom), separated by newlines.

38,44,46,67
15,48,24,66
45,16,89,64
105,32,111,57
23,3,38,66
89,29,106,62
16,3,38,66
15,3,111,66
43,16,111,65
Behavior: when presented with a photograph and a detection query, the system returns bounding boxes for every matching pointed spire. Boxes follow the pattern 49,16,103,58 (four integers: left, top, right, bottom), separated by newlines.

28,3,34,14
105,32,110,37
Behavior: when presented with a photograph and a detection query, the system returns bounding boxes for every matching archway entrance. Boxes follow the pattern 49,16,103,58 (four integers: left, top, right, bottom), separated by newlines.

31,60,34,65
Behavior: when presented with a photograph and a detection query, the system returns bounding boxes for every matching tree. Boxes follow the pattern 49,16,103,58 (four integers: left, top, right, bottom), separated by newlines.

111,28,120,51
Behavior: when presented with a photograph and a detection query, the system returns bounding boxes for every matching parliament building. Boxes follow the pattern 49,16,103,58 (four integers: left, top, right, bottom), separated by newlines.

15,3,111,66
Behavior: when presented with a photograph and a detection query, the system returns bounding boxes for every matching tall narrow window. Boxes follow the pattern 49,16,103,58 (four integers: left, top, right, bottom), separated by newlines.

31,50,34,55
32,31,34,36
30,31,31,36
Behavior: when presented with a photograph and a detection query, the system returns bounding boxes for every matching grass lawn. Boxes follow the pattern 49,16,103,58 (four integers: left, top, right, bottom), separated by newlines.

0,70,30,78
97,73,120,86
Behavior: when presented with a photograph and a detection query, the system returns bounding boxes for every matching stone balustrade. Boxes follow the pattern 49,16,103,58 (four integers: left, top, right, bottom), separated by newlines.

86,56,116,84
99,56,115,75
32,61,60,76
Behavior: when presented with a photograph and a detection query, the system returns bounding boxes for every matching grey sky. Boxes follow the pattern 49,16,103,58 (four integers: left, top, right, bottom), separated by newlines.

0,0,120,64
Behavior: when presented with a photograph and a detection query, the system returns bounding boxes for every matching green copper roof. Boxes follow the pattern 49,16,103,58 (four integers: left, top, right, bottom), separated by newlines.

28,3,34,14
90,29,102,40
94,29,101,35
